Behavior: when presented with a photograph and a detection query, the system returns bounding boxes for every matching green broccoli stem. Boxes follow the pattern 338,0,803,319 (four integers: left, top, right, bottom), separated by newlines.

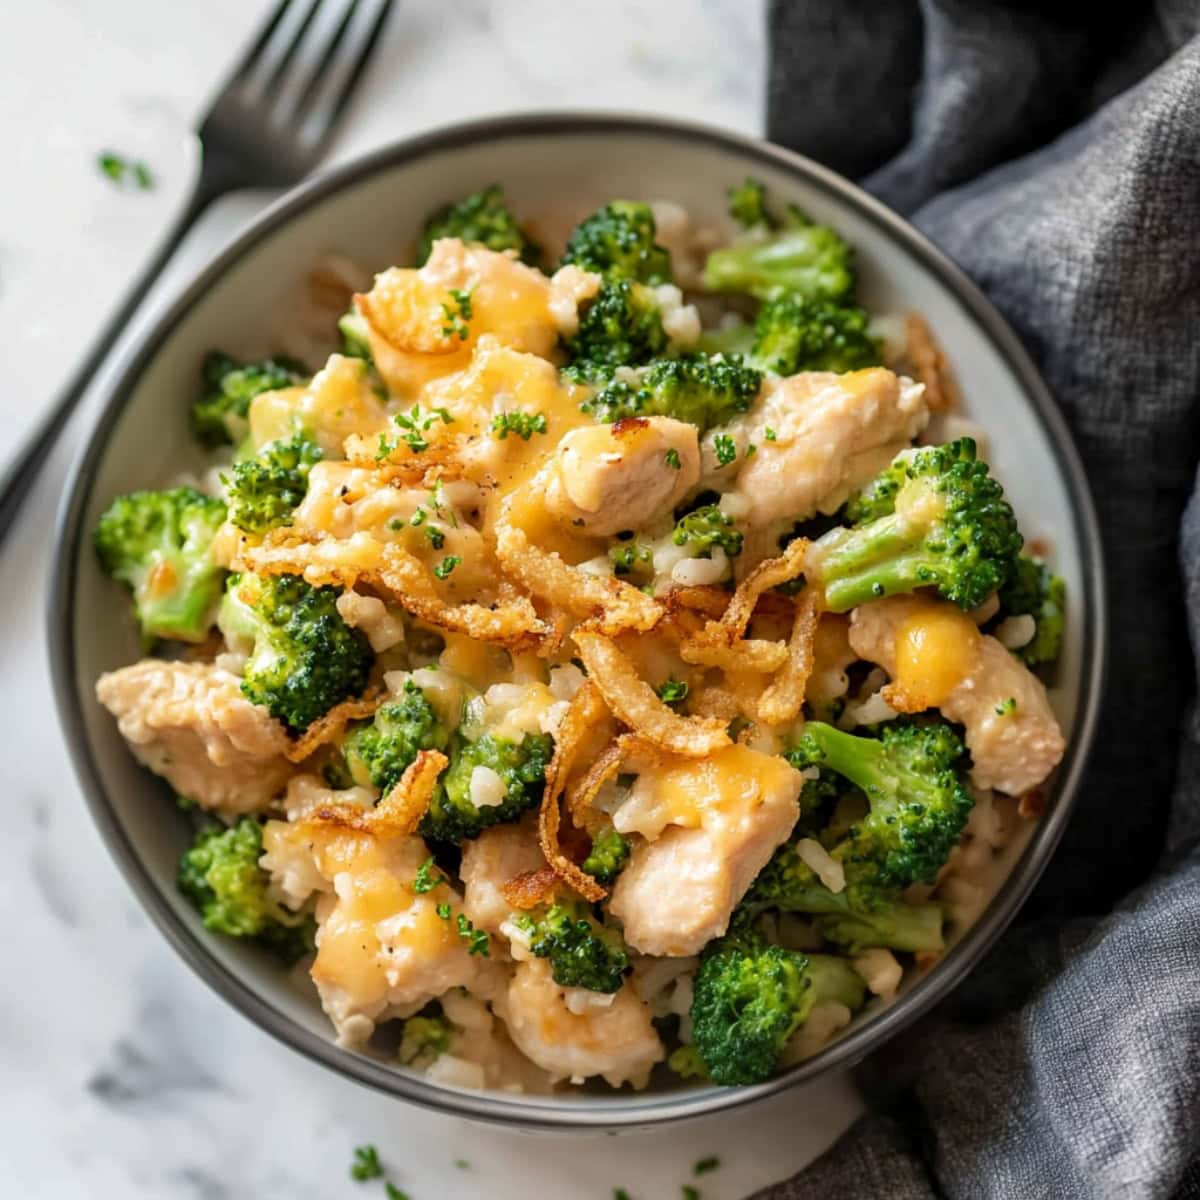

811,511,940,612
799,722,901,801
761,877,944,952
806,954,868,1009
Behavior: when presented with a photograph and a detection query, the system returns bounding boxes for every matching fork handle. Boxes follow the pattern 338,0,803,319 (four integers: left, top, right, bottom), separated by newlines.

0,172,224,548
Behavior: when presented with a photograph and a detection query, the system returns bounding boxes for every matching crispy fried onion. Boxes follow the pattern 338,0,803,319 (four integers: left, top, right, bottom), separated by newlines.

755,584,820,726
678,631,789,674
537,681,609,902
573,630,730,758
566,733,659,825
342,437,465,476
234,530,546,648
906,313,955,413
494,511,661,635
500,864,560,911
712,536,810,644
301,748,447,838
284,691,383,764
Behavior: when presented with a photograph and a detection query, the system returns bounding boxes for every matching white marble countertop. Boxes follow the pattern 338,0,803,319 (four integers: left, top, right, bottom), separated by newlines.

0,2,863,1196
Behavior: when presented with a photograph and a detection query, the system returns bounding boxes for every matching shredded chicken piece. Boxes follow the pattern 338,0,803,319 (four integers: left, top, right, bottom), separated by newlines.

546,417,700,536
496,958,664,1088
460,816,546,935
95,660,293,815
608,747,802,956
849,595,1065,795
728,368,930,531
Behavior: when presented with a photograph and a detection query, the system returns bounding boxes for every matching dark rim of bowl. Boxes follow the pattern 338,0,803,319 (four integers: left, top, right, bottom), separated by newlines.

48,110,1107,1131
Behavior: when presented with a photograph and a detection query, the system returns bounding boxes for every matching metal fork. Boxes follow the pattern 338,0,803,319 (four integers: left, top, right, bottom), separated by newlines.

0,0,394,544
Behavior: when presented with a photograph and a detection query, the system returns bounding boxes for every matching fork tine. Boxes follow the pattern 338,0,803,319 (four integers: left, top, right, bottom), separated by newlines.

289,0,363,121
259,0,324,97
228,0,295,84
307,0,395,148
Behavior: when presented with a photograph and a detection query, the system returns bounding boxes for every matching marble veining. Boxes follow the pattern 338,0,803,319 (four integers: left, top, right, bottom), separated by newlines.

0,1,865,1195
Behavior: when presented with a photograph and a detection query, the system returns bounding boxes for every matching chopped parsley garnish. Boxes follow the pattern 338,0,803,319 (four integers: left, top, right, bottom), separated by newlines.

492,410,548,440
995,697,1017,716
665,447,682,470
434,555,461,580
658,678,689,704
412,856,441,894
441,287,474,341
351,1145,384,1181
394,404,454,453
713,434,737,467
745,442,757,457
763,427,777,441
425,526,445,550
456,912,490,956
436,902,452,919
97,151,154,189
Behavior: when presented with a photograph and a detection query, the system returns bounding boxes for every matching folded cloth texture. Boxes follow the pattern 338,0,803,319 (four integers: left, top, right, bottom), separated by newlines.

759,2,1200,1197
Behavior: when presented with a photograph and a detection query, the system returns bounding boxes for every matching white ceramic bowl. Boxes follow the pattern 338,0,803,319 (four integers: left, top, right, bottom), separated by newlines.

48,113,1105,1130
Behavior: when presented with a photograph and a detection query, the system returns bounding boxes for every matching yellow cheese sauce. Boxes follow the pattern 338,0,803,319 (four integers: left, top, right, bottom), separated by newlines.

890,600,980,710
309,834,458,1005
619,743,799,839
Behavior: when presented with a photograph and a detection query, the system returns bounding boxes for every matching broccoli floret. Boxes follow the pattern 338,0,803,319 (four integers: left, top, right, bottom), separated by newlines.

217,572,373,732
690,931,870,1084
667,1043,709,1080
224,433,322,534
810,438,1023,612
338,305,373,361
191,352,307,448
420,732,554,843
581,824,631,885
177,818,314,963
841,453,910,526
690,932,813,1085
561,201,672,285
997,555,1066,666
608,540,654,584
703,203,855,303
398,1010,454,1064
563,278,671,377
795,720,974,894
95,486,228,644
672,503,744,560
342,681,450,793
741,838,945,953
582,354,763,432
728,178,772,230
749,295,881,376
514,900,631,993
417,184,538,266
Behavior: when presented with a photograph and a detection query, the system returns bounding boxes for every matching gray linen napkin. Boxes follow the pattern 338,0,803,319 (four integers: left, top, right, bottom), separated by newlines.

759,2,1200,1197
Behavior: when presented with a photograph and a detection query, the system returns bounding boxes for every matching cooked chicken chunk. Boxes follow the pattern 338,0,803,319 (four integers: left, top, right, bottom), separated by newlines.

608,745,802,956
497,957,664,1088
263,821,489,1046
358,240,562,397
546,416,700,536
460,816,546,935
729,368,929,530
848,595,1066,796
95,659,293,815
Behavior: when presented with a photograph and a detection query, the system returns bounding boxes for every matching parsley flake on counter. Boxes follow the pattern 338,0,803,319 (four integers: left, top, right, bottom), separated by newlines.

97,151,154,188
694,1156,721,1175
350,1144,384,1181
